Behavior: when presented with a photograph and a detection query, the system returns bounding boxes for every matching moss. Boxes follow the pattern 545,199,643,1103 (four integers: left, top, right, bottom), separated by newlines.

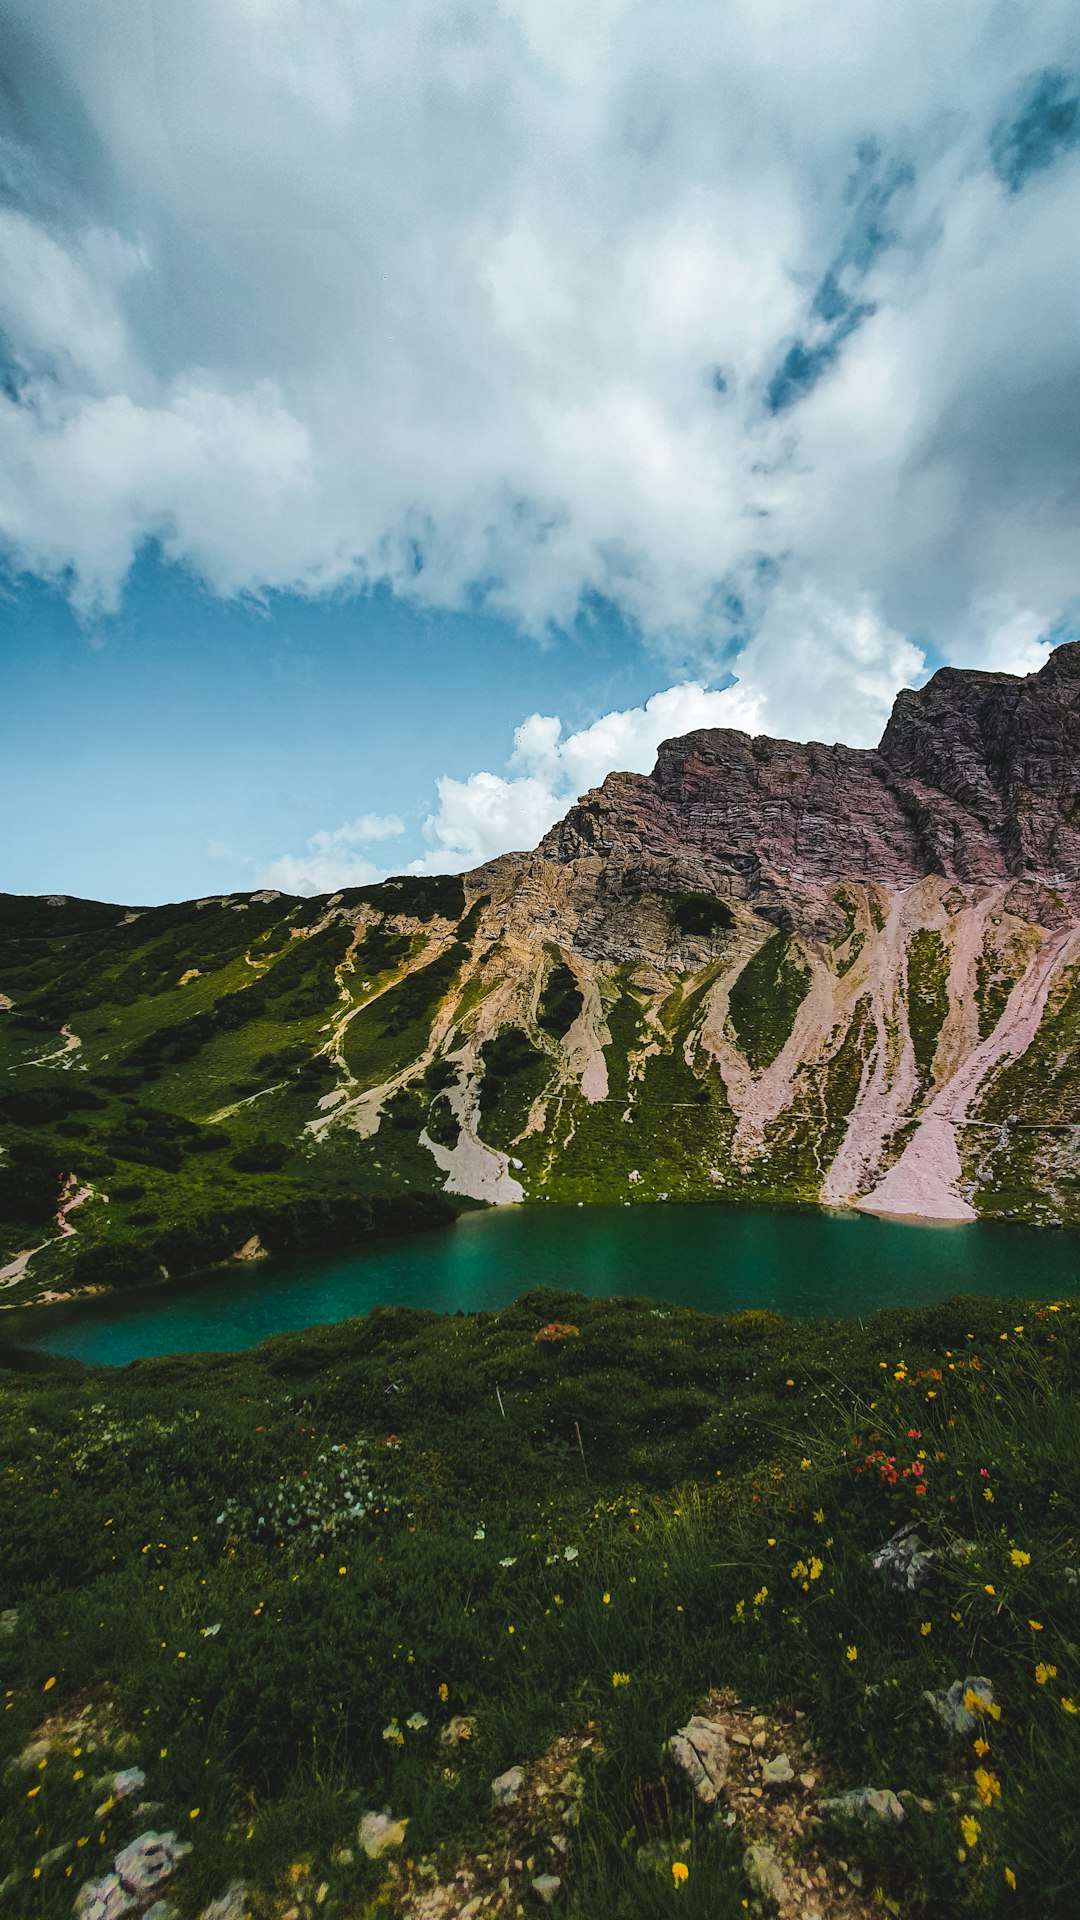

905,928,950,1089
727,931,812,1073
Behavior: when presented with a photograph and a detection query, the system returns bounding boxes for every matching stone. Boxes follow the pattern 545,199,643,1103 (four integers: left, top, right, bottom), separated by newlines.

492,1766,525,1807
925,1676,996,1735
870,1523,937,1592
743,1843,787,1907
74,1877,137,1920
799,1773,817,1790
820,1787,906,1825
111,1767,147,1801
761,1752,795,1784
144,1906,178,1920
197,1885,247,1920
114,1832,192,1902
531,1874,562,1903
359,1812,409,1858
666,1713,731,1804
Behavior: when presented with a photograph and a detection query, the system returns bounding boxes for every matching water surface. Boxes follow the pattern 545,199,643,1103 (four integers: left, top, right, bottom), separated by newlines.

7,1204,1078,1367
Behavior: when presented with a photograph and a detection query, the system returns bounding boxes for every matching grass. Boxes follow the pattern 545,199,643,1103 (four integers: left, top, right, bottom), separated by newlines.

2,1289,1079,1917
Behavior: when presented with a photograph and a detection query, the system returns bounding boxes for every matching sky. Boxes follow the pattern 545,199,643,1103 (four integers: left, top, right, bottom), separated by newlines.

2,0,1079,904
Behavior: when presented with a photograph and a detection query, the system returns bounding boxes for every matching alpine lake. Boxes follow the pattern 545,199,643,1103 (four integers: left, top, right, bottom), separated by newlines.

7,1199,1080,1365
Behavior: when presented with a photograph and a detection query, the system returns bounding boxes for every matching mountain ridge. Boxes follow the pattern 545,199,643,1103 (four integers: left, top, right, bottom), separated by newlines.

5,644,1080,1307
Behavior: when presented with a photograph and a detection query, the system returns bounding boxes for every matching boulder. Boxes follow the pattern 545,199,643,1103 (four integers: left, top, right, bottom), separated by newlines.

666,1713,730,1804
870,1523,936,1591
743,1844,786,1907
74,1877,137,1920
114,1832,191,1902
820,1786,906,1825
492,1765,525,1807
925,1676,995,1735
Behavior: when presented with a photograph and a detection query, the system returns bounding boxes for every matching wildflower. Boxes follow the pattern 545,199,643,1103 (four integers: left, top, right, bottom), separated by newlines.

406,1712,428,1731
974,1768,1001,1808
438,1683,449,1703
1061,1697,1078,1714
800,1458,811,1469
984,1584,996,1596
473,1527,486,1541
960,1814,980,1848
190,1808,200,1820
338,1566,347,1576
382,1721,404,1746
1010,1549,1031,1567
974,1738,990,1758
813,1508,824,1524
1029,1620,1044,1631
563,1546,578,1561
612,1672,631,1687
753,1587,768,1606
499,1557,517,1568
672,1861,689,1886
43,1676,56,1692
845,1645,858,1662
920,1622,932,1636
1005,1867,1017,1890
602,1592,611,1604
983,1488,995,1503
1035,1663,1058,1686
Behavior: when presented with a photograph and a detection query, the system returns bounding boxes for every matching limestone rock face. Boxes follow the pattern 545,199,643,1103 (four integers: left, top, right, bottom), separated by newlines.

542,642,1080,923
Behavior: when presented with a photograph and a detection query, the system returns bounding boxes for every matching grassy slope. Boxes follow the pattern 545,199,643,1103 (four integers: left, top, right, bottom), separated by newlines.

2,1289,1079,1917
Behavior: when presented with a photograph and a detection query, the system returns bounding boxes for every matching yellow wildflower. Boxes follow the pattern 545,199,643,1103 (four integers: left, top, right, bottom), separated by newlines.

920,1622,932,1636
960,1813,980,1848
973,1738,990,1758
1061,1697,1079,1714
974,1768,1001,1808
672,1862,689,1886
1035,1663,1058,1686
612,1671,630,1688
845,1645,858,1662
1005,1867,1017,1890
1010,1549,1031,1567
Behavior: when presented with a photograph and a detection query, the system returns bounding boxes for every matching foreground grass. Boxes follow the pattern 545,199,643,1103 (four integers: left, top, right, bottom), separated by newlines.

2,1288,1079,1918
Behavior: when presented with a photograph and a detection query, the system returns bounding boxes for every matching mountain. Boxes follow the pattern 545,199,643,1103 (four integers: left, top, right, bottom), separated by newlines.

6,644,1080,1306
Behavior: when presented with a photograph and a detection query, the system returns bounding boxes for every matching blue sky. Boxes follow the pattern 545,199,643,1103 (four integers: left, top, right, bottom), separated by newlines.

2,2,1079,902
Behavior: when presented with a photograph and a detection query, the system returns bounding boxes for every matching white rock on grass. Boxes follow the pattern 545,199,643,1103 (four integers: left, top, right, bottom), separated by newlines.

666,1714,730,1803
743,1844,787,1907
74,1877,137,1920
820,1786,906,1825
114,1832,192,1901
491,1765,525,1806
197,1884,249,1920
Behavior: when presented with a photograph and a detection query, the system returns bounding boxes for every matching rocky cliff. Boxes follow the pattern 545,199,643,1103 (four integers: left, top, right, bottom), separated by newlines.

6,646,1080,1303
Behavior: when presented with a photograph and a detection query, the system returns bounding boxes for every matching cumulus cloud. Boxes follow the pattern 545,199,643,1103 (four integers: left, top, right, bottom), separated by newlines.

259,813,404,896
0,0,1077,674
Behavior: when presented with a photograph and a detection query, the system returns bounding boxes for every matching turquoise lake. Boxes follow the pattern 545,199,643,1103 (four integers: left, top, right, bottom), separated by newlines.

6,1203,1079,1366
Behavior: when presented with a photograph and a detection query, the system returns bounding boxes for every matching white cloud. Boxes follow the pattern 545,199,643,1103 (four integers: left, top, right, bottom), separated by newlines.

258,812,404,895
0,0,1077,672
410,600,923,870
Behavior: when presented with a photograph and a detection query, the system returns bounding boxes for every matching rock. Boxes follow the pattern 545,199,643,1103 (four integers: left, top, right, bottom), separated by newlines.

74,1877,137,1920
799,1772,817,1790
492,1766,525,1807
111,1767,147,1801
751,1730,768,1750
761,1752,795,1784
743,1843,787,1907
197,1886,247,1920
114,1832,191,1902
358,1812,409,1857
925,1676,996,1735
666,1713,730,1803
870,1523,937,1591
820,1787,906,1825
531,1874,562,1903
144,1906,178,1920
